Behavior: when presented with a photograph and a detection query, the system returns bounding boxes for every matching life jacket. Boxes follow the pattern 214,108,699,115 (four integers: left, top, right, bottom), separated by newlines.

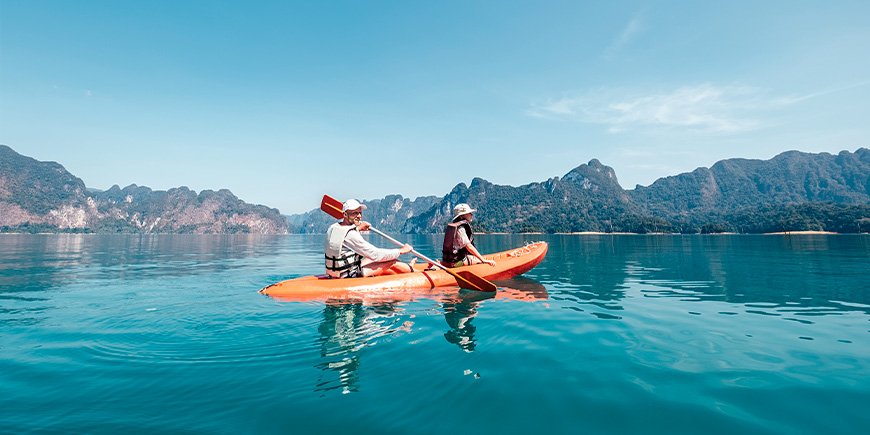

442,219,474,264
324,223,363,278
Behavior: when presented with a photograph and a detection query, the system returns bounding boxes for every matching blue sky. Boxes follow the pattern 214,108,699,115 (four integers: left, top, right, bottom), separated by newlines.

2,1,868,214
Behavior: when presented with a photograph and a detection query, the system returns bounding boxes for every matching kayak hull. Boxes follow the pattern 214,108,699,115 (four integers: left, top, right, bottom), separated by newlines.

260,242,548,300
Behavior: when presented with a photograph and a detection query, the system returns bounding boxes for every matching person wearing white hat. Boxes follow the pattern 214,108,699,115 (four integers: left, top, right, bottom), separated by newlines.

441,203,496,268
324,199,414,278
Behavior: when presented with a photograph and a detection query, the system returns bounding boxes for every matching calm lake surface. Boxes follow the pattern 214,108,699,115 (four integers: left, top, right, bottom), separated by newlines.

1,234,868,434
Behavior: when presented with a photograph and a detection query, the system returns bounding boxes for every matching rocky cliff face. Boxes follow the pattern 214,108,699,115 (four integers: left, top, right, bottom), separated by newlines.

402,159,637,233
290,148,869,234
630,149,870,215
0,145,89,227
0,145,288,234
7,144,865,234
288,194,440,234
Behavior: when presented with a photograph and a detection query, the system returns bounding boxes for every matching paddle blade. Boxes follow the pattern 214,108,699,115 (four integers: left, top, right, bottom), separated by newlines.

453,270,498,292
321,195,344,219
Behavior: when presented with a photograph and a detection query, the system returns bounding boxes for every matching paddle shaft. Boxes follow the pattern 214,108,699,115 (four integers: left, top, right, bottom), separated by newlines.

367,227,442,270
367,227,495,291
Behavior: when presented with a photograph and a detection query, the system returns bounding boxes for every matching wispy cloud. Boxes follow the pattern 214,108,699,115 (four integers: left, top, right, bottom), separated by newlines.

527,84,798,134
772,80,870,105
604,15,644,60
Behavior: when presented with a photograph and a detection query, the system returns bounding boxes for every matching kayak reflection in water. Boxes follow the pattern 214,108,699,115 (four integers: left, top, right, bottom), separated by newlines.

442,290,495,352
314,277,549,392
324,199,415,279
315,302,412,394
442,277,550,352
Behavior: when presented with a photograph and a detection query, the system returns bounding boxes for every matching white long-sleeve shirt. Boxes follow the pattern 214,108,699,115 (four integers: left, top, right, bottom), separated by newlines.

341,226,401,265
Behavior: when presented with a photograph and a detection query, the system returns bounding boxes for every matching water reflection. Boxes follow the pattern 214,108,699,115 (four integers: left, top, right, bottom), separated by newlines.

441,278,548,353
314,302,412,394
0,234,304,327
533,234,870,320
312,278,548,393
315,303,364,394
441,290,494,352
0,234,290,290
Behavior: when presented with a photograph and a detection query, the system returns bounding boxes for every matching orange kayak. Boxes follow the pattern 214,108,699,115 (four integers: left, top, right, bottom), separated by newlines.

260,241,548,301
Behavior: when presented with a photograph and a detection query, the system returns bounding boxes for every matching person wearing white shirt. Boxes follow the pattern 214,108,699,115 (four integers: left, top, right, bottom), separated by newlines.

324,199,414,278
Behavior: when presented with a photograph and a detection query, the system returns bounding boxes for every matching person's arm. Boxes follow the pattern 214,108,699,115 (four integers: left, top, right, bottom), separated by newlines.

465,241,495,266
457,228,495,266
344,229,408,262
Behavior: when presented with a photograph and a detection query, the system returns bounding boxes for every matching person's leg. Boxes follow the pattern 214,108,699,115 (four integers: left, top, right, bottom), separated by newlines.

362,260,414,276
439,256,483,268
389,260,414,274
464,256,485,265
439,257,478,268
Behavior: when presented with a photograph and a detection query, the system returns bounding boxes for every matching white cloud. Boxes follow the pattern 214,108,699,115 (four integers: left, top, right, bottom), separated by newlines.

604,15,644,60
527,84,792,134
773,80,870,105
531,80,870,135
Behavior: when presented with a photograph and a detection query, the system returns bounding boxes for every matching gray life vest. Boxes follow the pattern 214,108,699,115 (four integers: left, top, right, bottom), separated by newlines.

325,223,363,278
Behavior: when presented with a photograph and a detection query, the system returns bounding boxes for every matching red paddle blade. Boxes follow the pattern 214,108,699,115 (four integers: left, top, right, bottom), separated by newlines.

321,195,344,219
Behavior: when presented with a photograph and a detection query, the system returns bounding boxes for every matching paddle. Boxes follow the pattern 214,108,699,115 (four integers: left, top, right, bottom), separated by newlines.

320,194,497,292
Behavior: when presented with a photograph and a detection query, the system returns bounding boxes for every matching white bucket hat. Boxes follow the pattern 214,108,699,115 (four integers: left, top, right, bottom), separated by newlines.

453,203,476,219
342,199,367,213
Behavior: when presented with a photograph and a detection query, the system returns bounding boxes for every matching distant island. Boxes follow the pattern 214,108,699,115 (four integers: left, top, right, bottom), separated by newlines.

0,145,288,234
2,144,868,234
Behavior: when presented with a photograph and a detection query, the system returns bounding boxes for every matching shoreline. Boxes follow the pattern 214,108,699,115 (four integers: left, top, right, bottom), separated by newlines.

762,230,839,235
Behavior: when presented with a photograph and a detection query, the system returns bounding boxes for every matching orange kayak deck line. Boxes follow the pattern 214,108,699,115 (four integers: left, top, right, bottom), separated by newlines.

259,241,548,301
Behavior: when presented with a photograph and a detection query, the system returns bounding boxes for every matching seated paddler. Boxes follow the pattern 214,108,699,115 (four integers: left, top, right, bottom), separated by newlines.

325,199,415,278
441,203,496,268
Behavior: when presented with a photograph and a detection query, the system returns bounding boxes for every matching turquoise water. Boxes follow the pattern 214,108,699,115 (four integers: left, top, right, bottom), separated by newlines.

1,234,868,434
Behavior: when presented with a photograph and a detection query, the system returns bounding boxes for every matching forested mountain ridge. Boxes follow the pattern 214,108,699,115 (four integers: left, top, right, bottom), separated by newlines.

294,148,869,234
624,148,870,233
402,159,639,233
3,144,867,234
0,145,288,234
287,194,440,234
631,149,869,214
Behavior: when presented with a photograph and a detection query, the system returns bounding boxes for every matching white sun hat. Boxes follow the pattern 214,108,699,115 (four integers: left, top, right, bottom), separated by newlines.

342,199,367,212
453,203,477,219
